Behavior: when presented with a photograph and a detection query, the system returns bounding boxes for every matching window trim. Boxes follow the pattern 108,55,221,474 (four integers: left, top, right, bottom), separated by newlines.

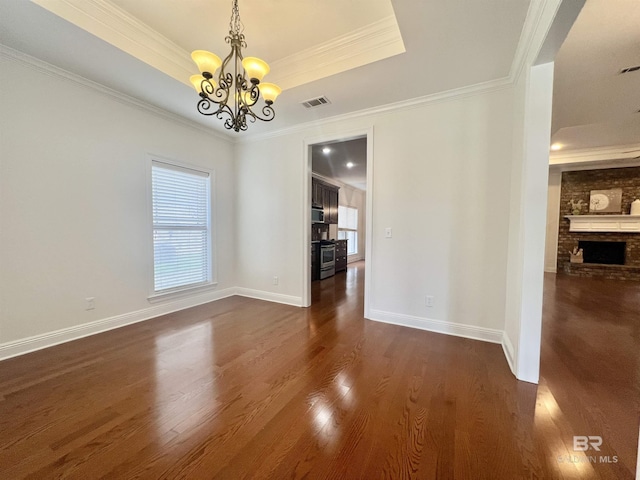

146,155,217,302
338,205,358,256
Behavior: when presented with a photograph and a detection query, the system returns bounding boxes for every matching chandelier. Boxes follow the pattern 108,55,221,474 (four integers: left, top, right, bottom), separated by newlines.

190,0,281,132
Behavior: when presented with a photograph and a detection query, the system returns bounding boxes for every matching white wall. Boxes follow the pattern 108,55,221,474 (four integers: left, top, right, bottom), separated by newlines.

0,56,236,354
503,62,555,384
233,132,305,305
503,69,527,373
236,88,515,340
545,170,562,272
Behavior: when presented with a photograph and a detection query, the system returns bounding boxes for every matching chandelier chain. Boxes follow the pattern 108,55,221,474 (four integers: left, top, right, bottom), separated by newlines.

229,0,244,35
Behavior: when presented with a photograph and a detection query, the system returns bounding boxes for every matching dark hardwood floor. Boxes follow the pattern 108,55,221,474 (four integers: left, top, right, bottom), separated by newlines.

0,263,637,479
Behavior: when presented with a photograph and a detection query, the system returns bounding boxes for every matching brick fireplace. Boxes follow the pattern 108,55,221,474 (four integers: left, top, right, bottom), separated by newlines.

558,167,640,281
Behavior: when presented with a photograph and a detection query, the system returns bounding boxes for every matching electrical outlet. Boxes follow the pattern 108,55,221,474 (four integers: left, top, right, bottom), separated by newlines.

385,227,392,238
85,297,95,310
273,276,279,285
425,295,434,307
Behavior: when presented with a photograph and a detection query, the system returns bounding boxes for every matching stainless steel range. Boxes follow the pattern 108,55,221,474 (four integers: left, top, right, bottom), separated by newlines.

319,241,335,279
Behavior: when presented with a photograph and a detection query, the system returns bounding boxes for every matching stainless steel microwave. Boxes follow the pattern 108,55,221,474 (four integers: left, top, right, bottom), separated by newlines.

311,207,324,223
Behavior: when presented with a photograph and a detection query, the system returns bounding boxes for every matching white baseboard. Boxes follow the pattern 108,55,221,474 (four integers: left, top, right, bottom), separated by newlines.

0,291,508,366
235,288,303,307
367,309,503,344
501,332,516,375
0,287,237,361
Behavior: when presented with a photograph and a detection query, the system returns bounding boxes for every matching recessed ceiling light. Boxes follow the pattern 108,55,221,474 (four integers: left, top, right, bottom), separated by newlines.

346,162,354,168
550,143,562,151
322,147,331,154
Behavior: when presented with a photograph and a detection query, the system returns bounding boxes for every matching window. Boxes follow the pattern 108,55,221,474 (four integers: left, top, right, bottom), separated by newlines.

338,205,358,255
151,161,211,293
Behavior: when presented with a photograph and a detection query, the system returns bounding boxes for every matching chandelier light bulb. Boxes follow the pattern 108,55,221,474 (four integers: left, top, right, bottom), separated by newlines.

191,50,222,77
242,57,270,83
259,83,281,104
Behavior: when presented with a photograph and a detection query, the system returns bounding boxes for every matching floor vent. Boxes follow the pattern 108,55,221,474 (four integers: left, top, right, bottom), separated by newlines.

619,65,640,74
301,96,331,109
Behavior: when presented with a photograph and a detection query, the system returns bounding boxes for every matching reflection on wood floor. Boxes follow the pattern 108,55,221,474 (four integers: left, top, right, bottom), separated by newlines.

0,262,637,478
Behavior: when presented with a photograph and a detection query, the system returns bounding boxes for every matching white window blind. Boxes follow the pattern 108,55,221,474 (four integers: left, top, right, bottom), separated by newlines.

338,206,358,255
152,162,210,293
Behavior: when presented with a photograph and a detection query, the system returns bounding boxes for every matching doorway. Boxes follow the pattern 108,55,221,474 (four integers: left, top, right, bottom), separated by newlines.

302,128,373,314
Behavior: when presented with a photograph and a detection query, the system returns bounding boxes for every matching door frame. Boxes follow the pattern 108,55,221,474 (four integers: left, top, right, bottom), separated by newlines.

301,126,374,317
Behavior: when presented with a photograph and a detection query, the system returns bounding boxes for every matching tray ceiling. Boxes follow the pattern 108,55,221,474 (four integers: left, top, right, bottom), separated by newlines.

1,0,532,137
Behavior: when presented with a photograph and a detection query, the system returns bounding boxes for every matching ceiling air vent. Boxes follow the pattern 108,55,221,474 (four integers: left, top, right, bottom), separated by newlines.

301,96,331,109
619,65,640,74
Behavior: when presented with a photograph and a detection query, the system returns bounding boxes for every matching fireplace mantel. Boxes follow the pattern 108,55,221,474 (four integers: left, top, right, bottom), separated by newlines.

565,215,640,233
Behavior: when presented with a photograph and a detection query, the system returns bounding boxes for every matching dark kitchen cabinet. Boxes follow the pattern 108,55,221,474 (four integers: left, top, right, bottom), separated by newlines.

312,180,323,208
335,240,347,273
322,188,333,223
312,178,339,224
326,187,338,224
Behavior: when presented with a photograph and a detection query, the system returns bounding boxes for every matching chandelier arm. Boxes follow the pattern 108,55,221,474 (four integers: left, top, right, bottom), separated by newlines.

199,78,213,96
244,104,276,123
213,72,233,105
194,74,228,110
233,44,241,131
240,82,259,108
216,44,236,104
212,103,241,132
196,97,224,116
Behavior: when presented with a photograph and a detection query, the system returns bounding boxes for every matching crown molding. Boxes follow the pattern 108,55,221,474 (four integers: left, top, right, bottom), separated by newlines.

0,44,232,144
508,0,545,82
549,143,640,171
269,15,405,91
238,76,513,144
508,0,553,83
31,0,194,86
550,143,640,163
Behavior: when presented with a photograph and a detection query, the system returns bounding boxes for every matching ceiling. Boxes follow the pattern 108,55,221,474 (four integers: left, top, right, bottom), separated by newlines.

312,138,367,191
108,0,397,66
0,0,531,138
551,0,640,152
1,0,636,155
